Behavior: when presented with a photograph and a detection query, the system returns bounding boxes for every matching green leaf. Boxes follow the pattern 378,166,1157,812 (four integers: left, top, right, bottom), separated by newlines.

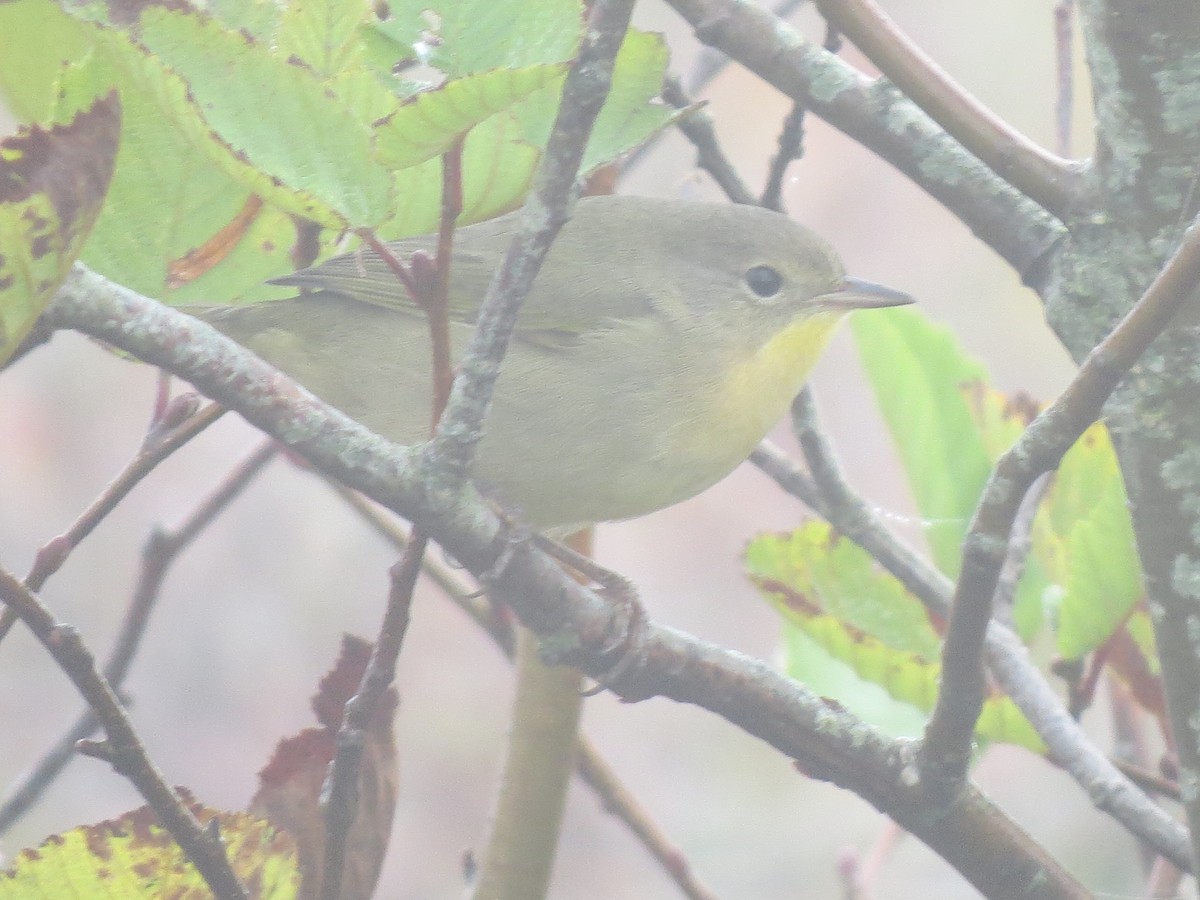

377,30,674,237
374,63,567,170
0,802,299,899
0,93,119,366
0,0,92,123
54,38,309,303
578,29,677,174
376,0,583,76
747,523,1044,750
382,109,542,237
850,308,994,577
205,0,283,38
851,308,1051,639
137,6,395,228
1036,422,1144,660
781,629,929,740
508,28,677,177
276,0,368,79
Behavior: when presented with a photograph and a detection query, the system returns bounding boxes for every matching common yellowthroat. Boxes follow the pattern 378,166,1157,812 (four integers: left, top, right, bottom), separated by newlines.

192,196,911,529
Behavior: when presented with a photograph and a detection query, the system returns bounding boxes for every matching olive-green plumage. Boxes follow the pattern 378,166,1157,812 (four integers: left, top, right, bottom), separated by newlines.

191,195,910,530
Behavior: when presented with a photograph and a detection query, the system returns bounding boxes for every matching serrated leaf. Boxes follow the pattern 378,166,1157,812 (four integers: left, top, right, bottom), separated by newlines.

1036,422,1144,660
747,523,1044,750
578,29,677,173
54,38,309,303
138,5,395,228
0,800,299,899
331,66,408,125
276,0,369,79
376,0,583,76
374,63,567,169
851,308,994,578
0,93,119,365
506,28,677,178
206,0,282,38
382,108,541,237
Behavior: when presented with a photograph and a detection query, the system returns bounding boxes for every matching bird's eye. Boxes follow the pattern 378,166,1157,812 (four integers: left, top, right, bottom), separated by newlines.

745,265,783,298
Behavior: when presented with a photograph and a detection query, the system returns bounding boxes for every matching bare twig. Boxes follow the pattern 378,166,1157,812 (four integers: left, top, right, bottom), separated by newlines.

0,403,225,645
992,472,1050,631
27,401,224,594
661,76,758,206
920,215,1200,800
330,484,516,652
761,102,806,212
0,440,278,836
1111,759,1181,803
813,0,1081,220
665,0,1064,279
319,537,419,900
425,1,636,496
0,567,247,898
320,137,465,900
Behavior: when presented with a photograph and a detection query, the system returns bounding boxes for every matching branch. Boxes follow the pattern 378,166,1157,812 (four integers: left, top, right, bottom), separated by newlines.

813,0,1083,220
0,567,247,898
920,215,1200,799
664,0,1064,280
753,392,1192,870
41,272,1090,899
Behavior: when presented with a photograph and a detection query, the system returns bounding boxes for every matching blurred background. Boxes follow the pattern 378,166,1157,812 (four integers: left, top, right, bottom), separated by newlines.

2,1,1142,897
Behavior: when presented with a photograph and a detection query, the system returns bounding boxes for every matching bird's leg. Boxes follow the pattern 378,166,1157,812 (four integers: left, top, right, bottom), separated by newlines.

530,533,649,699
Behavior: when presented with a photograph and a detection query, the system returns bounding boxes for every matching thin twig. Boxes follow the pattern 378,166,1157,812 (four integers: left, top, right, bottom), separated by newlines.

0,440,278,836
319,537,419,900
813,0,1081,220
992,472,1050,631
0,567,247,898
576,749,721,900
425,0,637,495
920,215,1200,800
0,403,225,645
1111,759,1181,803
665,0,1064,278
661,75,758,206
760,102,806,212
27,399,225,592
330,485,517,655
320,138,465,900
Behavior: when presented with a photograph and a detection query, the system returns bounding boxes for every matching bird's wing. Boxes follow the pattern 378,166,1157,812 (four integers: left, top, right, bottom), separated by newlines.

268,208,656,339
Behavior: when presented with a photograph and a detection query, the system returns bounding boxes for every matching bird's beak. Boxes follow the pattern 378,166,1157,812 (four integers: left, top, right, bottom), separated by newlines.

818,276,914,310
